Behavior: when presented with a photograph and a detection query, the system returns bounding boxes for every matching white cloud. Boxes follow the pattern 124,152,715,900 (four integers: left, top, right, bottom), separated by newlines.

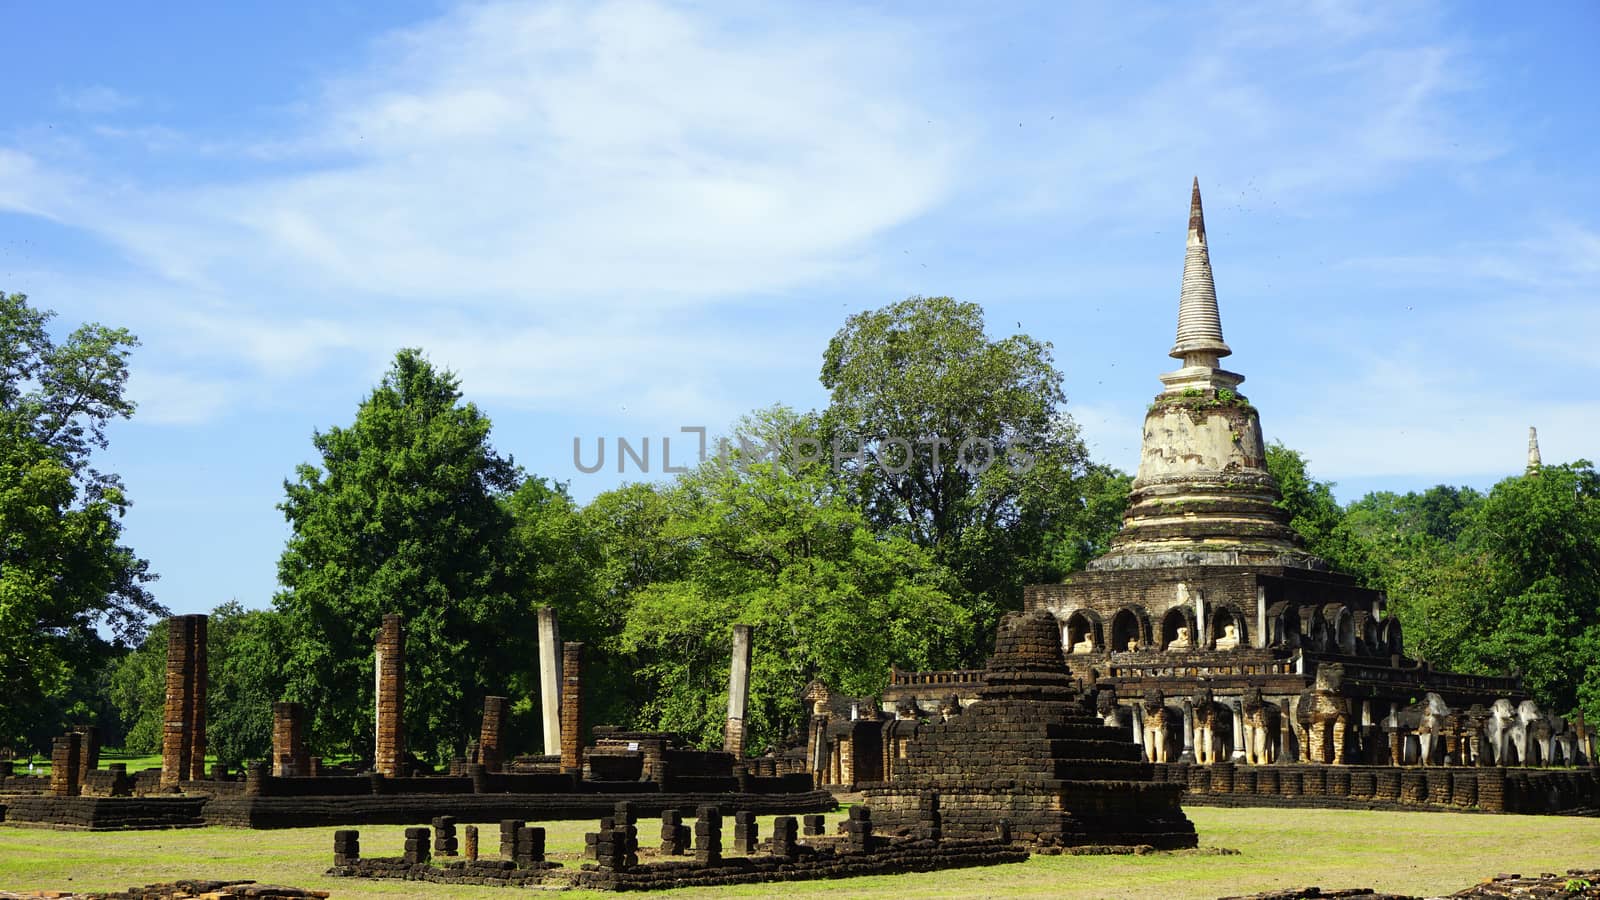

126,370,236,425
56,85,137,114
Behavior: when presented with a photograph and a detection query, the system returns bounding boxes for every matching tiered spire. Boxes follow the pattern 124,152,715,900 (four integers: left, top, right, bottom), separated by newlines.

1527,427,1542,474
1170,177,1231,365
1089,178,1316,572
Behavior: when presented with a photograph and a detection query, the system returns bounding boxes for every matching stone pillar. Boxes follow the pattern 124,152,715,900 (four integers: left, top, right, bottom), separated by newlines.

1179,699,1196,764
272,702,308,777
161,614,208,789
333,830,360,867
74,725,100,785
560,641,584,775
1230,699,1246,762
480,695,508,773
538,607,562,758
50,733,81,796
723,624,753,757
1255,586,1268,649
189,615,207,781
374,614,405,777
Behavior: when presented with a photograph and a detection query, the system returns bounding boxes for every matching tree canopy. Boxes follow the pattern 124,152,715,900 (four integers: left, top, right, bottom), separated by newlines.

820,296,1113,659
0,291,160,747
614,407,970,751
274,349,534,764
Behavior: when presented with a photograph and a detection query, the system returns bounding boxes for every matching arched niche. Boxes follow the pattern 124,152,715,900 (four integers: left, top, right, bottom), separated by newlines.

1064,609,1103,654
1210,606,1247,650
1110,608,1144,652
1161,607,1196,651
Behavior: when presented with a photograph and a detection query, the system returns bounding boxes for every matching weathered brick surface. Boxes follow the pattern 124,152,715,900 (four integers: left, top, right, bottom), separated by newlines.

478,696,507,773
1159,763,1598,815
374,615,405,778
864,610,1197,849
271,703,310,778
161,615,208,789
561,642,584,774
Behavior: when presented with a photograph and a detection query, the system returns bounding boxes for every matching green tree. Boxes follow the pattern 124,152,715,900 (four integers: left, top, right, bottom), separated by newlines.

274,349,532,765
0,292,161,748
1455,462,1600,717
819,296,1104,657
617,407,970,751
207,602,289,767
106,618,167,754
1264,442,1376,584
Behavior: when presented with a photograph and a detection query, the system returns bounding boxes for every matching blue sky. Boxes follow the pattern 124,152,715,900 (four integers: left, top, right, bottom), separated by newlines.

2,1,1596,617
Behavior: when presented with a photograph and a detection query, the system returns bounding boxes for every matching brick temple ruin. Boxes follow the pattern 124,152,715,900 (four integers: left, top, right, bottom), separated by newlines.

787,181,1599,817
328,799,1028,891
864,608,1198,848
0,610,833,831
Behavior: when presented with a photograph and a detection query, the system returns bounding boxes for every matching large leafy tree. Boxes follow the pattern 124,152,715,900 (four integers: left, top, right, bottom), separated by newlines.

0,292,161,748
819,296,1109,658
274,349,531,764
616,407,970,752
1453,462,1600,717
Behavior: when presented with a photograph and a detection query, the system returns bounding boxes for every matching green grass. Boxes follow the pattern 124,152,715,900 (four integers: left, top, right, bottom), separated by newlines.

1,807,1597,898
10,750,169,778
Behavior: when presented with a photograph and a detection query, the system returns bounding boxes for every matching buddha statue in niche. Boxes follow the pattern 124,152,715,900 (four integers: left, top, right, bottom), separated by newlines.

1167,626,1192,650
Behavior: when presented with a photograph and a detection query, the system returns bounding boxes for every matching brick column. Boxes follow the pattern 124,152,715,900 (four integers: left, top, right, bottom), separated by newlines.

74,725,100,785
272,702,309,776
161,614,207,789
480,695,508,773
374,614,405,777
723,624,753,757
560,641,584,774
50,733,81,796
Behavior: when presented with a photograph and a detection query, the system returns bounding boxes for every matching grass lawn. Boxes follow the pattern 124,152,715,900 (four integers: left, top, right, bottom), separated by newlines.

10,750,168,778
1,806,1597,898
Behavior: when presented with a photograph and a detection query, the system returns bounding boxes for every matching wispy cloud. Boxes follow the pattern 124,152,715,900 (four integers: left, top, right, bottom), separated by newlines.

56,84,138,114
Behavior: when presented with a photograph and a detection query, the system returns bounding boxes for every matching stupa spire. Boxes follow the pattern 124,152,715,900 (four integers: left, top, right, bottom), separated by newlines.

1527,426,1542,474
1170,177,1232,365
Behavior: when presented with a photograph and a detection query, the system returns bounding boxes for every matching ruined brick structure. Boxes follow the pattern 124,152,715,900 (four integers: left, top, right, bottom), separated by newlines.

863,609,1197,848
374,614,404,777
162,614,207,788
478,696,507,773
272,703,310,777
1017,181,1561,776
561,642,585,774
50,732,82,797
790,182,1591,812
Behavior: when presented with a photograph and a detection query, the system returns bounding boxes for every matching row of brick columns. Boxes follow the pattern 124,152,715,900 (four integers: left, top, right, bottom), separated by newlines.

142,609,747,785
161,614,207,789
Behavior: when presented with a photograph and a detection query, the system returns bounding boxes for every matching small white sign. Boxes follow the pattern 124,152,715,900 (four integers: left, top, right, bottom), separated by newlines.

627,741,640,751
